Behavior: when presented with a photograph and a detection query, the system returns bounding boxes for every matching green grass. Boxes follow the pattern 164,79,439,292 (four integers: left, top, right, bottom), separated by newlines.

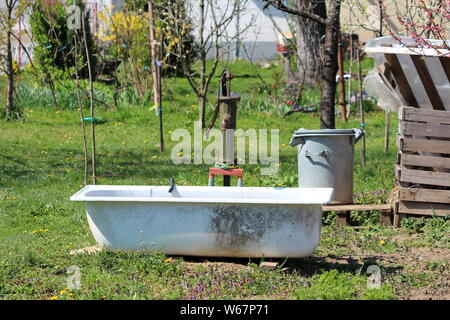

0,60,448,300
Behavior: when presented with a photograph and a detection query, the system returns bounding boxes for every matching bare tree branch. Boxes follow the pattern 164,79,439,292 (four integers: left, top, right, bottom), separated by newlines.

263,0,327,25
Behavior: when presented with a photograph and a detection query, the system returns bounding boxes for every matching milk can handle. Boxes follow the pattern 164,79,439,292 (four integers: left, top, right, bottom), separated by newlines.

352,129,365,145
290,136,305,147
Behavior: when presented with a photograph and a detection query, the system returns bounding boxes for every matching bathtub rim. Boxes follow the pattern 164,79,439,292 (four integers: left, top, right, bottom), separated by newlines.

70,185,334,205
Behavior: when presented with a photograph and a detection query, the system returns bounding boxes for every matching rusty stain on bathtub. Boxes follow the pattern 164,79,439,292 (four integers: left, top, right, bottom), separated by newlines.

209,204,317,252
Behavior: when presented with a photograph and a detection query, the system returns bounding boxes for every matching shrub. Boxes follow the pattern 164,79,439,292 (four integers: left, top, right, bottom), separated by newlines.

29,0,96,78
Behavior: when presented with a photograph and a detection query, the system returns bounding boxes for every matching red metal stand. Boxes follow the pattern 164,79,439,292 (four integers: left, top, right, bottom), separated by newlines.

208,168,244,187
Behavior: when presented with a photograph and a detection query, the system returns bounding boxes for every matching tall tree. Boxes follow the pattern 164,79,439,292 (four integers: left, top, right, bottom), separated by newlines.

265,0,341,129
0,0,28,120
293,0,326,86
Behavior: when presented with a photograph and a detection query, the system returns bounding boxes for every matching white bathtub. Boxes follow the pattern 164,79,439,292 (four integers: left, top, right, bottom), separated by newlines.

70,185,333,258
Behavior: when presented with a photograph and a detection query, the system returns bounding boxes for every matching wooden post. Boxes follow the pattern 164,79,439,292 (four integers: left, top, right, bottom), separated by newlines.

384,110,390,153
337,31,347,122
148,0,164,153
357,48,366,166
336,211,350,226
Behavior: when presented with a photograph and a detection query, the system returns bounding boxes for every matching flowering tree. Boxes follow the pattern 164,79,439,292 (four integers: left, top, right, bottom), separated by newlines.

98,6,152,100
382,0,450,52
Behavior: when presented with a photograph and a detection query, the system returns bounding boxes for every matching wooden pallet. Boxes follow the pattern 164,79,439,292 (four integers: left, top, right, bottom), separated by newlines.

394,107,450,227
322,204,392,226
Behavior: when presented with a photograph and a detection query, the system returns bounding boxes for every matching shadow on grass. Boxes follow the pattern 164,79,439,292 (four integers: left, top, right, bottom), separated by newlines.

175,254,404,278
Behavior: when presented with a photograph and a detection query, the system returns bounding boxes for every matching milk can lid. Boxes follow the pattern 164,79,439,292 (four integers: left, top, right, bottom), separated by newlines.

290,128,364,146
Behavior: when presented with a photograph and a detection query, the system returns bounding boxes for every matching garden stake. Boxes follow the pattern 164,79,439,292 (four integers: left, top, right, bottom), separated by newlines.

148,0,164,153
82,11,96,185
74,33,88,186
338,31,347,122
357,48,366,166
384,110,390,153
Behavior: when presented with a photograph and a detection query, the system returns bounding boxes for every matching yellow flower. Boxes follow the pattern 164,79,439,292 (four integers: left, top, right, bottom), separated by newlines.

50,296,58,300
178,151,183,156
60,290,66,295
165,258,173,263
379,240,385,245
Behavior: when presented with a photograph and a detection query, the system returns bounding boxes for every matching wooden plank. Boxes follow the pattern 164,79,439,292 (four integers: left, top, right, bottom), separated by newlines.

410,55,445,110
259,262,279,270
384,54,419,108
399,168,450,187
398,201,450,216
400,152,450,169
401,121,450,138
323,204,392,212
399,106,450,124
401,137,450,154
439,56,450,84
399,188,450,204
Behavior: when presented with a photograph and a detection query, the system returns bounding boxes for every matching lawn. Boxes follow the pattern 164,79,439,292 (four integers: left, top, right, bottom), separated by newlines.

0,60,448,300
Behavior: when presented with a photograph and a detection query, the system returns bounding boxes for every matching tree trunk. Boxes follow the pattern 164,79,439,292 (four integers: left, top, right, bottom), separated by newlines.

319,0,340,129
198,0,206,129
6,30,15,120
293,0,326,86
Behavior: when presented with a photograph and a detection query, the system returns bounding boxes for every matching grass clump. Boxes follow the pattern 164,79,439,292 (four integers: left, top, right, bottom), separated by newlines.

294,269,395,300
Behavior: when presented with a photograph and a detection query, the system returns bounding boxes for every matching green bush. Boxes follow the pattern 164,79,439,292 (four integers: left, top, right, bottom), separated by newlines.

29,0,96,78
